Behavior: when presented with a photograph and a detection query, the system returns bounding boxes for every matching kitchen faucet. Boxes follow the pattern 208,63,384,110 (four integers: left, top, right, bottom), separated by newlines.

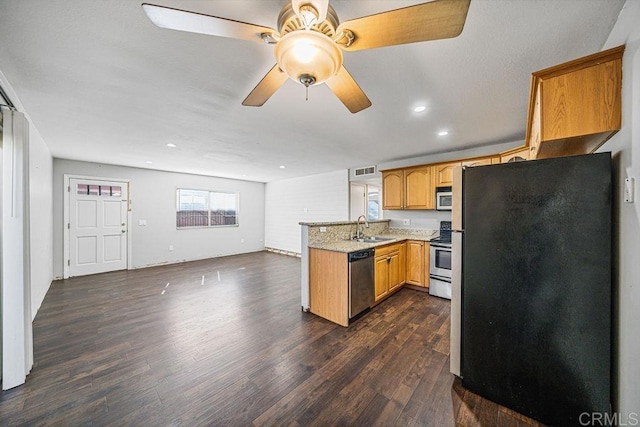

356,215,369,239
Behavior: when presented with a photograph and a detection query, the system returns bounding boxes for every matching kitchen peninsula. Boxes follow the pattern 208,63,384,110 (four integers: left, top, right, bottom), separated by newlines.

300,220,439,326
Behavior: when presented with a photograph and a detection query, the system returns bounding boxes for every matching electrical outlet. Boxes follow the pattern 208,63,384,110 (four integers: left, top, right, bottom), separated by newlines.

403,219,411,225
320,226,327,232
241,238,245,243
168,245,174,251
138,219,147,226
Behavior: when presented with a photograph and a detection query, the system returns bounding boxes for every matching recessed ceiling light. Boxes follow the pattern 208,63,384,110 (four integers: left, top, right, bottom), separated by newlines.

279,165,286,169
166,143,176,148
414,105,426,113
438,130,449,136
145,160,153,164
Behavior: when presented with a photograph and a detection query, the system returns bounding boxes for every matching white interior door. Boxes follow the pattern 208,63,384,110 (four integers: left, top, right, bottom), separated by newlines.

68,178,128,277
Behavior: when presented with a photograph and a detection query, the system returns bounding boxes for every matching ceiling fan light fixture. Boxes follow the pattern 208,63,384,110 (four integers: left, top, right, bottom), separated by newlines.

274,30,342,84
291,0,328,25
292,38,317,63
298,4,319,30
299,74,316,87
274,30,343,86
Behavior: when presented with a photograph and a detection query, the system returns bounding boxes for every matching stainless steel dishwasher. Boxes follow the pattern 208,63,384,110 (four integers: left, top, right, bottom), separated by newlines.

348,248,375,319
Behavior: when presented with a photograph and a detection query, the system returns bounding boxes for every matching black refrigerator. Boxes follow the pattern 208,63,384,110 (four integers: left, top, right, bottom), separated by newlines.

460,153,612,426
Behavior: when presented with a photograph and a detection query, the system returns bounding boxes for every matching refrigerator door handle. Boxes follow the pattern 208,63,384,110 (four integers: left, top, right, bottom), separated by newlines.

450,230,463,377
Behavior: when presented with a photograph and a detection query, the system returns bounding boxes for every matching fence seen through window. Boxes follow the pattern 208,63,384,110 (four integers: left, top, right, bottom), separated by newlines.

176,189,238,228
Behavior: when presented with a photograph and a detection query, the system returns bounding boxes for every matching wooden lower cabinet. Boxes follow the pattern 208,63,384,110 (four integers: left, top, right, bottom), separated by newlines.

374,255,390,302
393,243,406,292
406,240,425,286
309,248,349,327
374,243,406,303
406,240,430,287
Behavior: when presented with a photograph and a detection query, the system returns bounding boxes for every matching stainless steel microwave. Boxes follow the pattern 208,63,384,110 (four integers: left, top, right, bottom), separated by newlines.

436,187,452,210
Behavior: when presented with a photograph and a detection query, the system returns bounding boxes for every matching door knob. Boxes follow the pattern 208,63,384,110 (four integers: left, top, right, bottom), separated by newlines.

121,230,126,233
121,222,126,226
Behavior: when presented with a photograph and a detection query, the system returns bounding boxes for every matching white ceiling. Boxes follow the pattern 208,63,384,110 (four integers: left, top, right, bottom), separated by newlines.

0,0,626,182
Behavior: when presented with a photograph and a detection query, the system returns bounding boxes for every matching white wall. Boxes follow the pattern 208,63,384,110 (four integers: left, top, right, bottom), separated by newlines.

28,123,53,316
52,159,265,278
600,0,640,417
265,169,349,254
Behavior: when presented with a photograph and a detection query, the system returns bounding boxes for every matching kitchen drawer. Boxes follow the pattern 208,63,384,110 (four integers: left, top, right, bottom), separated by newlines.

375,243,400,257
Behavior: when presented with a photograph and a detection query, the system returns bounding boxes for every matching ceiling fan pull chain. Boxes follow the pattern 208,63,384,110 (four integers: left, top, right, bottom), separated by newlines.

306,85,309,101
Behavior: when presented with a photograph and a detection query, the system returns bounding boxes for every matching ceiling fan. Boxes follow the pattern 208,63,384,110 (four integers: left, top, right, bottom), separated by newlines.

142,0,471,113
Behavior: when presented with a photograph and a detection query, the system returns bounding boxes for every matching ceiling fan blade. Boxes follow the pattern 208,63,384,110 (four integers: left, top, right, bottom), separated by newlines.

292,0,329,23
142,3,278,43
242,65,289,107
325,66,372,114
336,0,471,52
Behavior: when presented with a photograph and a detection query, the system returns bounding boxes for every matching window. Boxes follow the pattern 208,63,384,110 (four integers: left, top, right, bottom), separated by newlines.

76,183,122,197
176,189,238,228
367,186,380,220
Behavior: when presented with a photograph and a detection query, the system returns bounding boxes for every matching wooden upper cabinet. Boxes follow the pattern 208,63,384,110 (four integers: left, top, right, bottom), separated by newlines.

404,166,434,209
461,156,500,167
379,47,624,203
434,162,461,187
527,45,624,159
501,147,530,164
382,169,404,210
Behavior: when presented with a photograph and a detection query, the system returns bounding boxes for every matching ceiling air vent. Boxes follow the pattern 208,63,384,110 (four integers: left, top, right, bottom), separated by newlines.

355,166,376,176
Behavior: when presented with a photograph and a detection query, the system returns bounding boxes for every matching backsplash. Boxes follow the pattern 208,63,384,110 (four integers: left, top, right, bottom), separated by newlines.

306,220,390,245
304,220,439,245
388,228,439,239
384,209,452,230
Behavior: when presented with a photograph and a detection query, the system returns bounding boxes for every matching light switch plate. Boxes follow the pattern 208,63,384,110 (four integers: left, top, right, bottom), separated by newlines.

403,219,411,225
624,177,635,203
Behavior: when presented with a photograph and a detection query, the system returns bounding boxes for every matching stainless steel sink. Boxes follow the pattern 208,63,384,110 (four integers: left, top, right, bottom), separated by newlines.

352,236,394,243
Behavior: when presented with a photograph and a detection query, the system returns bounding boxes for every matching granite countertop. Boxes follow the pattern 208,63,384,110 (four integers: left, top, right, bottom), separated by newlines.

299,219,390,226
308,231,438,253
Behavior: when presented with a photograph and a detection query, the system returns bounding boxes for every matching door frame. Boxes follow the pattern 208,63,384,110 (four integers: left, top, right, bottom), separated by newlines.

63,174,132,279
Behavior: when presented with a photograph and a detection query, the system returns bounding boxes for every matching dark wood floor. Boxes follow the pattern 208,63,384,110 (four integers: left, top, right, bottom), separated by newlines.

0,251,542,426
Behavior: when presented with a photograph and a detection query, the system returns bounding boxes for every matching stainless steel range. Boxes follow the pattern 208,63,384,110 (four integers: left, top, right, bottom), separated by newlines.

429,221,452,299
